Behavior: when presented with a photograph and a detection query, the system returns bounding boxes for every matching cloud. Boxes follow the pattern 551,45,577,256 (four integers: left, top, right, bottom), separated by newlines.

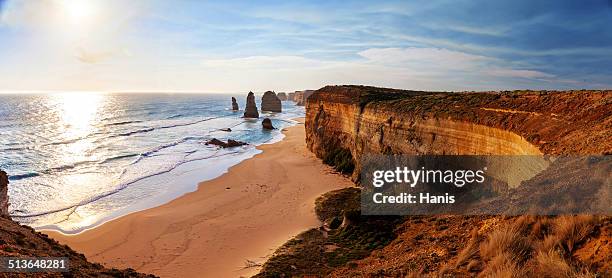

74,47,131,64
189,47,561,92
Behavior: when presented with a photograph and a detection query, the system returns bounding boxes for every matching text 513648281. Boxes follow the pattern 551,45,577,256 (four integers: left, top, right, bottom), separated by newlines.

0,257,69,273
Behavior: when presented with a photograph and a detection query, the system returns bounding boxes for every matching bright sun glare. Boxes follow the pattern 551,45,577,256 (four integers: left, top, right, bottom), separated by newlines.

60,0,97,23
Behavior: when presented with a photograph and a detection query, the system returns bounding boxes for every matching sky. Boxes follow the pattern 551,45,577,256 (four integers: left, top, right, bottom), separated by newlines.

0,0,611,93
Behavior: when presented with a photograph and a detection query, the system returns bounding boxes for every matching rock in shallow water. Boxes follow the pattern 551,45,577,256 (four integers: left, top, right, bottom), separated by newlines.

243,92,259,118
206,138,248,148
262,118,275,130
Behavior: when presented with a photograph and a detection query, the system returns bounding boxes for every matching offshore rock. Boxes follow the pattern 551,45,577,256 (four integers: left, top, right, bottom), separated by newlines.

287,92,295,102
262,118,275,130
0,170,8,218
261,91,282,112
231,97,239,111
277,92,288,101
206,138,248,148
295,90,315,106
243,91,259,118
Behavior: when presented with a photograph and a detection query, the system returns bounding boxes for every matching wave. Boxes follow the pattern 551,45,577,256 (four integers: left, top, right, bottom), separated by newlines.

166,114,183,119
45,137,86,146
128,136,205,166
1,146,33,151
103,120,143,127
98,153,140,164
157,115,227,130
9,172,40,181
11,148,247,219
106,116,227,139
114,127,156,137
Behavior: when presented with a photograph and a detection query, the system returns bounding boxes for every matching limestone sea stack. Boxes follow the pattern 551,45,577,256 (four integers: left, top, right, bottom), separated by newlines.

262,118,275,130
277,92,288,101
261,91,282,112
295,90,315,106
287,92,295,101
0,170,9,218
231,97,239,111
243,91,259,118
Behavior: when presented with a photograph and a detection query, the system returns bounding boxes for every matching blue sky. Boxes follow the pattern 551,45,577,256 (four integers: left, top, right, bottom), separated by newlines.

0,0,611,92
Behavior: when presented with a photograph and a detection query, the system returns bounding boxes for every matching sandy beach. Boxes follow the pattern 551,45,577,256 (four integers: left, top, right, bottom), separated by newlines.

45,118,354,278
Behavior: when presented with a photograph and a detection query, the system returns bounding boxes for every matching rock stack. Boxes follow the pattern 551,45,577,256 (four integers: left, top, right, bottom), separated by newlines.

262,118,275,130
277,92,288,101
0,170,9,218
243,91,259,118
261,91,282,112
295,90,315,106
231,97,239,111
287,92,295,101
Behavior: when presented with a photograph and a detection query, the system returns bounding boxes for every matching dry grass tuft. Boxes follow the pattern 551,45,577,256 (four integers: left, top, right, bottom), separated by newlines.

533,250,573,277
479,224,532,261
478,252,525,278
539,215,596,253
454,228,481,268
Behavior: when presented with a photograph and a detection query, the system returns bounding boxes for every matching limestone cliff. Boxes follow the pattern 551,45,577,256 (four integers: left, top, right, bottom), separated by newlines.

258,85,611,278
305,85,612,180
261,91,282,112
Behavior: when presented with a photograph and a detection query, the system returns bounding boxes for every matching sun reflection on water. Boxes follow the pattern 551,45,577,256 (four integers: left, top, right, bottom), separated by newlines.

53,93,104,138
49,92,106,170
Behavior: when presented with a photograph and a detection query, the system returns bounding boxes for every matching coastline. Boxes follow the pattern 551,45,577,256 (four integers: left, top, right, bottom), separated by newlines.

45,118,354,278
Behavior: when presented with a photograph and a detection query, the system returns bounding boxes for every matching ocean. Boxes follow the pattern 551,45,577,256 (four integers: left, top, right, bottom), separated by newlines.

0,93,304,233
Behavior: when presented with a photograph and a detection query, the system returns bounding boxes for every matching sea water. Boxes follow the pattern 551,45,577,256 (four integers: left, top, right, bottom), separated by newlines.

0,93,304,233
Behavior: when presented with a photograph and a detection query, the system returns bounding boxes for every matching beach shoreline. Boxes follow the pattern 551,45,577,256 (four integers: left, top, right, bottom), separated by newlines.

45,117,354,278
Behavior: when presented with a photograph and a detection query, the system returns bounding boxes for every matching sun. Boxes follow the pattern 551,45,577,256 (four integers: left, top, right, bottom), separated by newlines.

59,0,97,23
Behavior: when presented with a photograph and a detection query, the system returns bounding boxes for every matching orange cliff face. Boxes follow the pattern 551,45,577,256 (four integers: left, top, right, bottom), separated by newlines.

305,85,612,180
